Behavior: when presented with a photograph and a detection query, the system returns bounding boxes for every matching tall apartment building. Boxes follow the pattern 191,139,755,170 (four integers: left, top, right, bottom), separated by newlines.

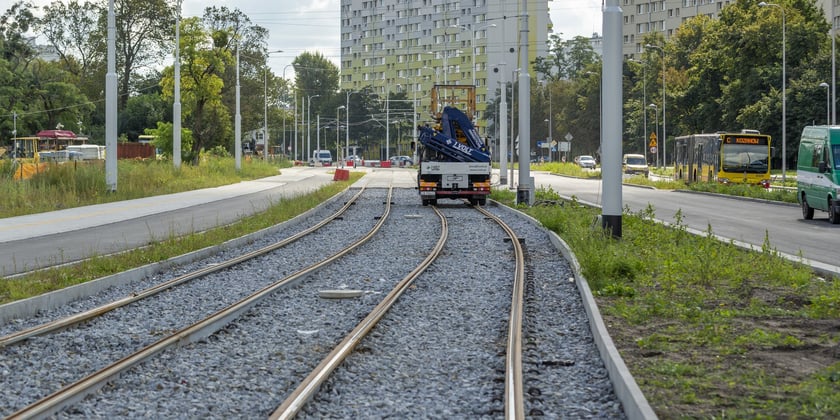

623,0,836,58
339,0,553,134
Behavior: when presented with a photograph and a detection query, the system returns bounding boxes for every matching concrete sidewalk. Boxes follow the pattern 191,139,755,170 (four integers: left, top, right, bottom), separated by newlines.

0,167,332,244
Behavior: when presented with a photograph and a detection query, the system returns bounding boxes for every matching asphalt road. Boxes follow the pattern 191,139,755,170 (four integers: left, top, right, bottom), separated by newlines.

2,167,836,278
529,172,840,276
0,167,337,276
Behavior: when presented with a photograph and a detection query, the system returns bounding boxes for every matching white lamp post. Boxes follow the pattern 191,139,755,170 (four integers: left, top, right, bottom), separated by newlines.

235,43,242,170
649,103,659,168
172,0,182,171
345,90,358,163
307,94,320,162
759,2,786,183
262,50,282,160
645,44,666,168
821,82,830,125
336,105,345,166
630,58,647,155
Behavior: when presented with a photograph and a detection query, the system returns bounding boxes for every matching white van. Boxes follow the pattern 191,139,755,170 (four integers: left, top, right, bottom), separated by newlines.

311,150,332,166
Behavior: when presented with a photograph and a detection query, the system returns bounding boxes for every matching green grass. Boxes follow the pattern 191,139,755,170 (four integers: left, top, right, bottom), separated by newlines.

492,186,840,418
0,155,287,218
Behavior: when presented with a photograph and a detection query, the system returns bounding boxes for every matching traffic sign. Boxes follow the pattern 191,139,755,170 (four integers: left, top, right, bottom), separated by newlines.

649,132,657,148
650,146,657,154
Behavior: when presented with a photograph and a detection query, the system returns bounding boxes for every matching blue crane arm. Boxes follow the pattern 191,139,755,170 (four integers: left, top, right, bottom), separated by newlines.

417,106,490,163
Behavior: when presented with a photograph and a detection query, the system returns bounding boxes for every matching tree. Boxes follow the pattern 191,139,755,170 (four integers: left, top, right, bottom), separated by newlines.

114,0,174,109
159,16,231,162
534,35,599,81
38,1,104,79
293,51,340,115
202,6,271,144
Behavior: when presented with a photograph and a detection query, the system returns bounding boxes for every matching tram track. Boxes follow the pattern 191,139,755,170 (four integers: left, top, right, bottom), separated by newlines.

1,187,637,418
271,203,529,419
1,187,392,418
0,187,369,349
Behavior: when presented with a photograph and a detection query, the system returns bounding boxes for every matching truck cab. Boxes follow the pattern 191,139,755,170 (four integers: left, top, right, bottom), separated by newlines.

310,150,333,167
796,126,840,223
622,154,649,177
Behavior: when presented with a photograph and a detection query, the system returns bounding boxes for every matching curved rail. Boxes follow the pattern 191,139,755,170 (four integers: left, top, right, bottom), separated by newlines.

270,205,448,419
7,187,393,419
475,205,526,419
0,187,368,349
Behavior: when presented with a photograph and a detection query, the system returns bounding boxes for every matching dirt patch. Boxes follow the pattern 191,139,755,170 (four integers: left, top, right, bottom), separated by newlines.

600,308,840,418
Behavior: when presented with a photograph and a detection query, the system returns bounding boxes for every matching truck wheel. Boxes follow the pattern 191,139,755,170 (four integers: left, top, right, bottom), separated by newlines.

801,196,814,220
829,199,840,224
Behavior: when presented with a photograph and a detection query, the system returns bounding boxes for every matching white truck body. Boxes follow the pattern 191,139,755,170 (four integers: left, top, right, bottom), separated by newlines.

418,161,492,205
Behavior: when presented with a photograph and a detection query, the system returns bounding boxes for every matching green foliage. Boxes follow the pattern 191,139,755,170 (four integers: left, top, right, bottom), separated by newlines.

149,121,193,159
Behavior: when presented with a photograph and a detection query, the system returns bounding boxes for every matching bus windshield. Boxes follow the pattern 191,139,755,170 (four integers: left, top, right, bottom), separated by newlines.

721,143,768,173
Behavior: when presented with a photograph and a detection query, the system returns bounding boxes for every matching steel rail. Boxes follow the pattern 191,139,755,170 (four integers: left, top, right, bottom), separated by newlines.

0,187,367,349
475,205,526,419
270,204,448,419
7,187,392,419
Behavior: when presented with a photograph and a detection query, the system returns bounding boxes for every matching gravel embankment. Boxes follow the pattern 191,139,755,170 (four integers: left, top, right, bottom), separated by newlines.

1,188,625,418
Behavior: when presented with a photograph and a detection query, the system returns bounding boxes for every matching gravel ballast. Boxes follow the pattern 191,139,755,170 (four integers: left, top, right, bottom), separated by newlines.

1,188,626,418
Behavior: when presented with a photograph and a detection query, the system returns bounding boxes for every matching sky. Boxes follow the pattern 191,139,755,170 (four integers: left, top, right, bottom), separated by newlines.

2,0,603,78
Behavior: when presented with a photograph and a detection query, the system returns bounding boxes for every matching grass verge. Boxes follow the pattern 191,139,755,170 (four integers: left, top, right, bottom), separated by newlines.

0,173,363,304
0,156,286,218
491,186,840,418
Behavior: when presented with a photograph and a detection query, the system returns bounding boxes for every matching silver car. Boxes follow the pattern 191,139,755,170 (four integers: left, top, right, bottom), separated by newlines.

575,155,596,169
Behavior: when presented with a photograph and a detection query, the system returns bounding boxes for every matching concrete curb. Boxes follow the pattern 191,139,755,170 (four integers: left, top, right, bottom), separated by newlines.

490,200,658,420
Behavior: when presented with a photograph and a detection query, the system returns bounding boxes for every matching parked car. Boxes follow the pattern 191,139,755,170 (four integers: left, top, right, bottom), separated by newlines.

575,155,596,169
389,155,414,166
622,153,649,177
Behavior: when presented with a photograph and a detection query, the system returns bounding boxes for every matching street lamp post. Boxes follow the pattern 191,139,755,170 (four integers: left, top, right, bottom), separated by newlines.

759,2,786,183
172,0,183,171
235,44,242,171
282,64,295,160
821,82,830,125
336,105,345,166
645,44,666,168
399,78,418,162
649,103,659,168
345,90,358,164
307,94,320,163
541,80,553,161
630,58,647,155
262,50,283,161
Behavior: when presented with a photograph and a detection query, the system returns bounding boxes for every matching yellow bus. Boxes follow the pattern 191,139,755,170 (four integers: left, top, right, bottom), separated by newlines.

673,131,772,187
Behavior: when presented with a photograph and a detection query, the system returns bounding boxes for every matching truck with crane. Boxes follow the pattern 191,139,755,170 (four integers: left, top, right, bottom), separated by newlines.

416,84,492,206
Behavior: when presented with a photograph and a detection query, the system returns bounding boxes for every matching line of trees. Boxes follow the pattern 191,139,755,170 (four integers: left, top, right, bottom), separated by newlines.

0,0,416,164
6,0,830,167
495,0,832,168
